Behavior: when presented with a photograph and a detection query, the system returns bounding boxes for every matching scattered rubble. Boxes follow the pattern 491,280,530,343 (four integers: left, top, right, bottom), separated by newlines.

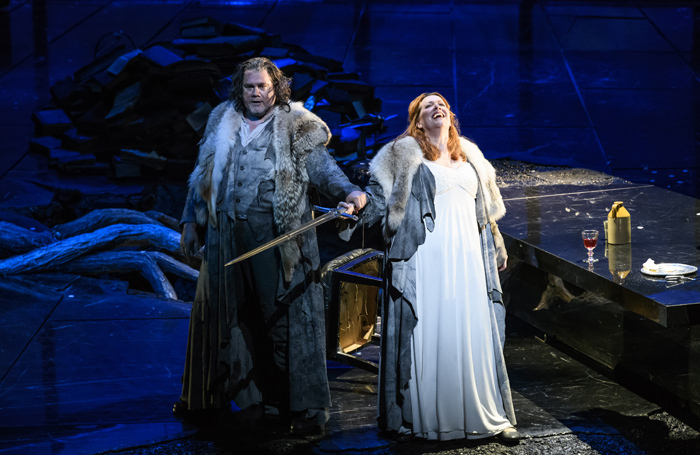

494,159,629,188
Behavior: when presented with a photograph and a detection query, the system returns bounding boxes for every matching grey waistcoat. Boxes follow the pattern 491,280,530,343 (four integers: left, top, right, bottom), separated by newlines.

218,121,276,222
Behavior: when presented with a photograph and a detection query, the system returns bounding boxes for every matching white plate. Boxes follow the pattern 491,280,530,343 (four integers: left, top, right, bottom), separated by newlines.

640,263,697,276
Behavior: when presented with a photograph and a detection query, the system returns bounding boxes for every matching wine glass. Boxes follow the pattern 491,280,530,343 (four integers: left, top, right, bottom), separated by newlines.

582,230,599,264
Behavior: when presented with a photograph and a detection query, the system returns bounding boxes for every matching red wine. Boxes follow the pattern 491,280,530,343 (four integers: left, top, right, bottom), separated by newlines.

583,238,597,249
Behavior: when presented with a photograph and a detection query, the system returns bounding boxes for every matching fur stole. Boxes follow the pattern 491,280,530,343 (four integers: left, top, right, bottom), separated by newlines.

370,135,506,236
187,100,331,280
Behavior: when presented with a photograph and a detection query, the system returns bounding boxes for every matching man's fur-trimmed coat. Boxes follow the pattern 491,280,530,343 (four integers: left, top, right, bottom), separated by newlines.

180,100,359,414
187,100,332,280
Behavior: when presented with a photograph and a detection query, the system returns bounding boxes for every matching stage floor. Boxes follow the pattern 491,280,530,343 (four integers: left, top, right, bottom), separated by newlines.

1,276,697,454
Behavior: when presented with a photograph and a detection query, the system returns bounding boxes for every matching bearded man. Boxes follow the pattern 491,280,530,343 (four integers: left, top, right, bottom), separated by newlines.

176,57,367,436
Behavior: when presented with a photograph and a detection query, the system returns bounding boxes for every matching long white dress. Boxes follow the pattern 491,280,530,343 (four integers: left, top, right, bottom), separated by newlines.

407,159,510,441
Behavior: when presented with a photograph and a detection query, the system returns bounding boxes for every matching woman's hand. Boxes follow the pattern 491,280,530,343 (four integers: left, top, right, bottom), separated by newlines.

498,254,508,272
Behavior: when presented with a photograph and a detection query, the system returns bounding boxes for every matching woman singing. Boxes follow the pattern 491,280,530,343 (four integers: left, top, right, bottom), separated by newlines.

363,92,519,442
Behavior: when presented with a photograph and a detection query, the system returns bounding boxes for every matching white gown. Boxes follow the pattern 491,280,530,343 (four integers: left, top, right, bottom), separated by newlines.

407,159,510,441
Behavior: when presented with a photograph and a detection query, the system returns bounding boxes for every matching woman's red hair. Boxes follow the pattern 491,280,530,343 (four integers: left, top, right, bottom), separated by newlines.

394,92,465,162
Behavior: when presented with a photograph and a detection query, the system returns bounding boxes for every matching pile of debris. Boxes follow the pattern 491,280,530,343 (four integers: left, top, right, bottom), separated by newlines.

29,17,388,182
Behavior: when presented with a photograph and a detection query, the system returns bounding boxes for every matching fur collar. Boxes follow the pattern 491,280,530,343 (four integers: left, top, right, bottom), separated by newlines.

370,135,506,235
187,100,331,280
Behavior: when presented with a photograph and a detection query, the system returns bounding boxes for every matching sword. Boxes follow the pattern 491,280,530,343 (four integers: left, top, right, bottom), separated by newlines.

224,205,358,266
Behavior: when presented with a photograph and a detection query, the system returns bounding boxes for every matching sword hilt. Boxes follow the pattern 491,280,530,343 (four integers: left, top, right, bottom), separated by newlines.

312,205,359,221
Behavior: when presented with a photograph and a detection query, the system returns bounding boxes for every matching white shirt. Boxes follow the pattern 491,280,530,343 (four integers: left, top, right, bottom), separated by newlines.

239,111,275,147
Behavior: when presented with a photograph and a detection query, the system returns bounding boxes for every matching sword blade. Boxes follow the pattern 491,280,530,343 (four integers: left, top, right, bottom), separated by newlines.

224,208,348,266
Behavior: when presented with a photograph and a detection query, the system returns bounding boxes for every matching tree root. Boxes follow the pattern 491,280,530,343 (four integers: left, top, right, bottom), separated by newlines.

0,213,196,301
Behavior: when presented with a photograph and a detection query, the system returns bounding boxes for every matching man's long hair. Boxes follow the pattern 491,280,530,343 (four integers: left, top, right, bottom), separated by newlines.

395,92,464,162
228,57,292,112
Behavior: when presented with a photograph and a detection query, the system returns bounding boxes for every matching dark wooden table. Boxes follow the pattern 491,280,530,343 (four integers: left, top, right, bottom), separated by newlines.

500,182,700,327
